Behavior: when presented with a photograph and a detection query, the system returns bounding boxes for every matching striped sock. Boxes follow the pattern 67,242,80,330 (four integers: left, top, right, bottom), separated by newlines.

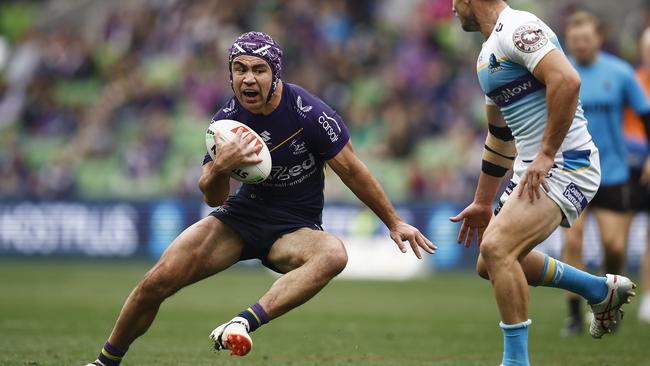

97,342,127,366
238,302,269,332
537,255,608,304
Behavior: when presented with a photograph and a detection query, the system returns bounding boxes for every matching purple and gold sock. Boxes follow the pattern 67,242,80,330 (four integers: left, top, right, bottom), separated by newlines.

97,341,127,366
238,302,269,332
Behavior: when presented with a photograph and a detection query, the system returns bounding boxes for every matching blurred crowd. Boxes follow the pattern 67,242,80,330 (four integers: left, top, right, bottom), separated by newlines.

1,0,649,203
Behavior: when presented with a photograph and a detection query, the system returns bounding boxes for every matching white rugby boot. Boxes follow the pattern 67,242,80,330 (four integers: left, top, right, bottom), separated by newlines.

639,294,650,324
84,361,106,366
588,274,636,338
210,317,253,356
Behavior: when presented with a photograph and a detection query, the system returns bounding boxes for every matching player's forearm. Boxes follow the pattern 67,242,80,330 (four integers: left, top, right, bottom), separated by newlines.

339,162,402,230
477,124,515,204
198,170,230,206
473,172,505,205
541,77,580,158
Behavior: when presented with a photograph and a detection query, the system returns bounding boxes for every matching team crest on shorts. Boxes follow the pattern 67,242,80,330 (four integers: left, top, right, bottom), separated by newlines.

513,24,547,53
563,182,588,214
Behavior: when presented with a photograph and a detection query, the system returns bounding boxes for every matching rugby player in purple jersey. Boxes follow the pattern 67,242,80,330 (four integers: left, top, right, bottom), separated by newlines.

85,32,435,366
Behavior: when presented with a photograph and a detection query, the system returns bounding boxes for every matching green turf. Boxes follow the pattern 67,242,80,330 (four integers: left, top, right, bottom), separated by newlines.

0,260,648,366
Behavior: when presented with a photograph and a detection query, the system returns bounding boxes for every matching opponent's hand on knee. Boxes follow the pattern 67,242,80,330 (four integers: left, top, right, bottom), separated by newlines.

389,222,437,259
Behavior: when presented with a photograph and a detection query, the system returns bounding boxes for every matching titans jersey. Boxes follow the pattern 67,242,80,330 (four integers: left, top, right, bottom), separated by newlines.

476,6,592,162
623,69,650,169
204,83,350,222
571,53,650,184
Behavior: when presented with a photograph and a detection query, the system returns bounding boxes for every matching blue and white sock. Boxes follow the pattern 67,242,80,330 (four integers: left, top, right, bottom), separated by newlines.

537,255,608,304
500,319,532,366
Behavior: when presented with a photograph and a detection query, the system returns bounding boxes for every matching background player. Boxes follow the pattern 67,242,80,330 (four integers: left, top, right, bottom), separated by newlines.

623,26,650,324
561,11,650,335
85,32,435,366
450,1,636,365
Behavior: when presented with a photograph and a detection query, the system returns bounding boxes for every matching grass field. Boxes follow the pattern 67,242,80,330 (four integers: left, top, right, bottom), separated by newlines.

0,260,648,366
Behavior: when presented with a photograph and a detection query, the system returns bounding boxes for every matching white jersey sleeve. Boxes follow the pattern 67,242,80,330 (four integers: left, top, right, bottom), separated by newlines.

499,18,558,73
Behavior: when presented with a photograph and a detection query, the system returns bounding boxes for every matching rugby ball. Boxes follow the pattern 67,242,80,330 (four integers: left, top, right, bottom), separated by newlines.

205,119,272,184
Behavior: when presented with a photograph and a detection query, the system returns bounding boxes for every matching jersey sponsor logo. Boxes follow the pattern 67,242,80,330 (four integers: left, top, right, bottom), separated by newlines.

487,74,545,107
268,153,316,181
318,112,341,142
290,139,308,155
563,182,588,214
488,53,503,73
513,24,548,53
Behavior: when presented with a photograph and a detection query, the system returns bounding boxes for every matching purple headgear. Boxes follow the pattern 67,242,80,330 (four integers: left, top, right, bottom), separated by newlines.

228,32,283,103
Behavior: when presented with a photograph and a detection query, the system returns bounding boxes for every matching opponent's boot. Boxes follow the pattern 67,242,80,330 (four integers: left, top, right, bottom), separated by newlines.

210,317,252,356
588,274,636,338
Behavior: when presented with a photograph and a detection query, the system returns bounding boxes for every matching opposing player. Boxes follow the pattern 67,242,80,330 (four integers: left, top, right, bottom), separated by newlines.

450,1,636,365
623,26,650,324
85,32,435,366
561,11,650,335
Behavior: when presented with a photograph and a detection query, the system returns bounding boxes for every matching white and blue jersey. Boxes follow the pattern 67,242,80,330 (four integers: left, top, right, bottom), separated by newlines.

570,52,650,186
476,6,592,163
482,7,600,227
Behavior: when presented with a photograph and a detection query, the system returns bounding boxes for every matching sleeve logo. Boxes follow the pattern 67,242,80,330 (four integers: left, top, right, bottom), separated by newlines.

513,24,547,53
318,112,341,142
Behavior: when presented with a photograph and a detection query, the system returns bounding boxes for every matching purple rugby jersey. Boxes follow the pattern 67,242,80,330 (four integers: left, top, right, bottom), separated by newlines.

203,83,350,221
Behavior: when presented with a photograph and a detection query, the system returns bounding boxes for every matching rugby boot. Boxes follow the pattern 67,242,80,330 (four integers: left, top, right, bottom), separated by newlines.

588,274,636,338
210,317,252,356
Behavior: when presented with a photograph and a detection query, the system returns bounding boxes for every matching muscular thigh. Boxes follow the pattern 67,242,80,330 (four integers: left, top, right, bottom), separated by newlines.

265,228,346,274
150,216,244,286
485,184,563,258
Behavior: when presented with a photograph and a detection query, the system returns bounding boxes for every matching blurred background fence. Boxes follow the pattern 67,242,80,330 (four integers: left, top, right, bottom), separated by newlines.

1,0,648,275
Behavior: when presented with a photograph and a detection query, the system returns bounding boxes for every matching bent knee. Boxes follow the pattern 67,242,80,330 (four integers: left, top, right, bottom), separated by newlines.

320,238,348,276
476,256,490,280
479,235,515,267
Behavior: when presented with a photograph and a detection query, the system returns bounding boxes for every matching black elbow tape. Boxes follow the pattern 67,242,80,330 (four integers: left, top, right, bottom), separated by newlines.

482,160,509,177
488,124,514,141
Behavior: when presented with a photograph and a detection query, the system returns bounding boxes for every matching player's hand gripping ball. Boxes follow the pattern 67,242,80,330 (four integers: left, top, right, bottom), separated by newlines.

205,119,272,184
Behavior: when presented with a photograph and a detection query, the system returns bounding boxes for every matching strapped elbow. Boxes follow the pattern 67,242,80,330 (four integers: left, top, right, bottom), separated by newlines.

481,126,516,177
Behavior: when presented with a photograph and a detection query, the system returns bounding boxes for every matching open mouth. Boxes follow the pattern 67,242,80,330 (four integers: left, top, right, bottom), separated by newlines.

242,91,259,98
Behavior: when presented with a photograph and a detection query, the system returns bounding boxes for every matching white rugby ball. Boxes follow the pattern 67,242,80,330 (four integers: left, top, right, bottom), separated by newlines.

205,119,272,184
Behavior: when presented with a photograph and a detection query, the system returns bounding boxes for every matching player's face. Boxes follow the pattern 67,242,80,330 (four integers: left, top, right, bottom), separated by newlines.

232,55,273,113
566,24,601,65
452,0,480,32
